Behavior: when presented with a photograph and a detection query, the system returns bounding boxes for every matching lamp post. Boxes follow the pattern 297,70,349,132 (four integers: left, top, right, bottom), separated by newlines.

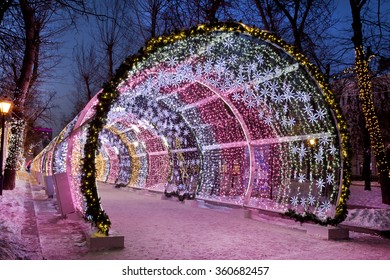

0,99,12,196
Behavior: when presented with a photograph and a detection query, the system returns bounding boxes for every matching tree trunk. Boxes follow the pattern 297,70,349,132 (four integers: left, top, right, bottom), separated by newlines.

150,1,158,38
2,119,26,190
107,43,114,80
350,0,390,204
362,127,371,190
381,146,390,203
253,0,271,31
3,169,16,190
205,0,224,23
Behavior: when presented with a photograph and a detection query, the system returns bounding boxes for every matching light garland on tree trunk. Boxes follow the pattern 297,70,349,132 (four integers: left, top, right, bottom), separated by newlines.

5,118,25,171
354,45,388,177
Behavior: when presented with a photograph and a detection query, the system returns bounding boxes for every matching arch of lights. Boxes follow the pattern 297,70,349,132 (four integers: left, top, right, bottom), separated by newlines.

32,22,351,234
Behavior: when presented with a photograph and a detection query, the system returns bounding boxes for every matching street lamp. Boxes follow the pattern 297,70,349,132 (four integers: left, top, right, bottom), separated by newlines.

0,98,12,196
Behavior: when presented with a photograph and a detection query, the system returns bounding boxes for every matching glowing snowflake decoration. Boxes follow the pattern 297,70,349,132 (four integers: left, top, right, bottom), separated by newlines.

274,93,283,104
297,173,306,183
317,178,326,189
268,81,279,93
291,144,298,154
257,110,265,119
296,91,310,102
316,207,326,218
320,200,332,212
205,45,213,56
297,143,307,161
314,152,323,163
223,37,235,49
300,197,307,208
229,54,238,64
326,173,335,185
237,72,246,85
281,116,288,127
167,57,178,67
263,68,274,80
308,195,316,206
308,112,318,124
303,104,314,116
319,136,331,146
290,196,299,207
316,108,326,120
328,145,337,155
253,71,263,82
215,58,227,75
264,116,273,126
287,117,296,128
246,99,256,110
247,62,258,73
255,54,264,65
283,104,289,113
203,59,213,74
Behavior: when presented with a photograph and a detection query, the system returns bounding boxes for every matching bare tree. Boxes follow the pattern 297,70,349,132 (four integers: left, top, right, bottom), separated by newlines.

129,0,170,41
251,0,284,32
162,0,234,31
231,1,338,78
94,0,128,81
67,42,100,119
0,0,90,190
2,0,44,190
252,0,337,76
128,0,234,41
74,43,99,101
23,88,58,157
63,0,140,124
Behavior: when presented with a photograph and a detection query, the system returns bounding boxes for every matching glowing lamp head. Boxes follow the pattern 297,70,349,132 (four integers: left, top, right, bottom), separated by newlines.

308,138,316,146
0,99,12,115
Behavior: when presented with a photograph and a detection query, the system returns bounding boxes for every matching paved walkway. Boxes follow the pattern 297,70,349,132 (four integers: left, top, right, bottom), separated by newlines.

17,173,390,260
21,173,89,259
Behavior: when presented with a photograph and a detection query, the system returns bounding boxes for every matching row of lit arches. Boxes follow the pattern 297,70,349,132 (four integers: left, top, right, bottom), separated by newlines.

32,22,351,234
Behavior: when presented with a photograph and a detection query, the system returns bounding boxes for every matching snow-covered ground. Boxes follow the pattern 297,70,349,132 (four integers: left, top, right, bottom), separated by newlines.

0,181,31,260
0,173,88,260
0,173,389,260
342,181,390,230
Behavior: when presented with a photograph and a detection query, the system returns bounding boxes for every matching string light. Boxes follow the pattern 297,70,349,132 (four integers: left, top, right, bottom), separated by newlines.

353,45,388,179
4,119,25,173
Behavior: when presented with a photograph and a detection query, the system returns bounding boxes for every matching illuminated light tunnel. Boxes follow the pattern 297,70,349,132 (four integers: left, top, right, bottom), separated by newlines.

32,22,351,234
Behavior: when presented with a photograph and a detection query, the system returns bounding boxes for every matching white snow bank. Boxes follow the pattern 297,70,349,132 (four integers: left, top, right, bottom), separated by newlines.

343,208,390,230
0,184,27,259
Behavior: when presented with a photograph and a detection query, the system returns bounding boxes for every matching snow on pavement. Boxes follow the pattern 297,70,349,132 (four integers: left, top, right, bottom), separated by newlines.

80,182,390,260
342,182,390,230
